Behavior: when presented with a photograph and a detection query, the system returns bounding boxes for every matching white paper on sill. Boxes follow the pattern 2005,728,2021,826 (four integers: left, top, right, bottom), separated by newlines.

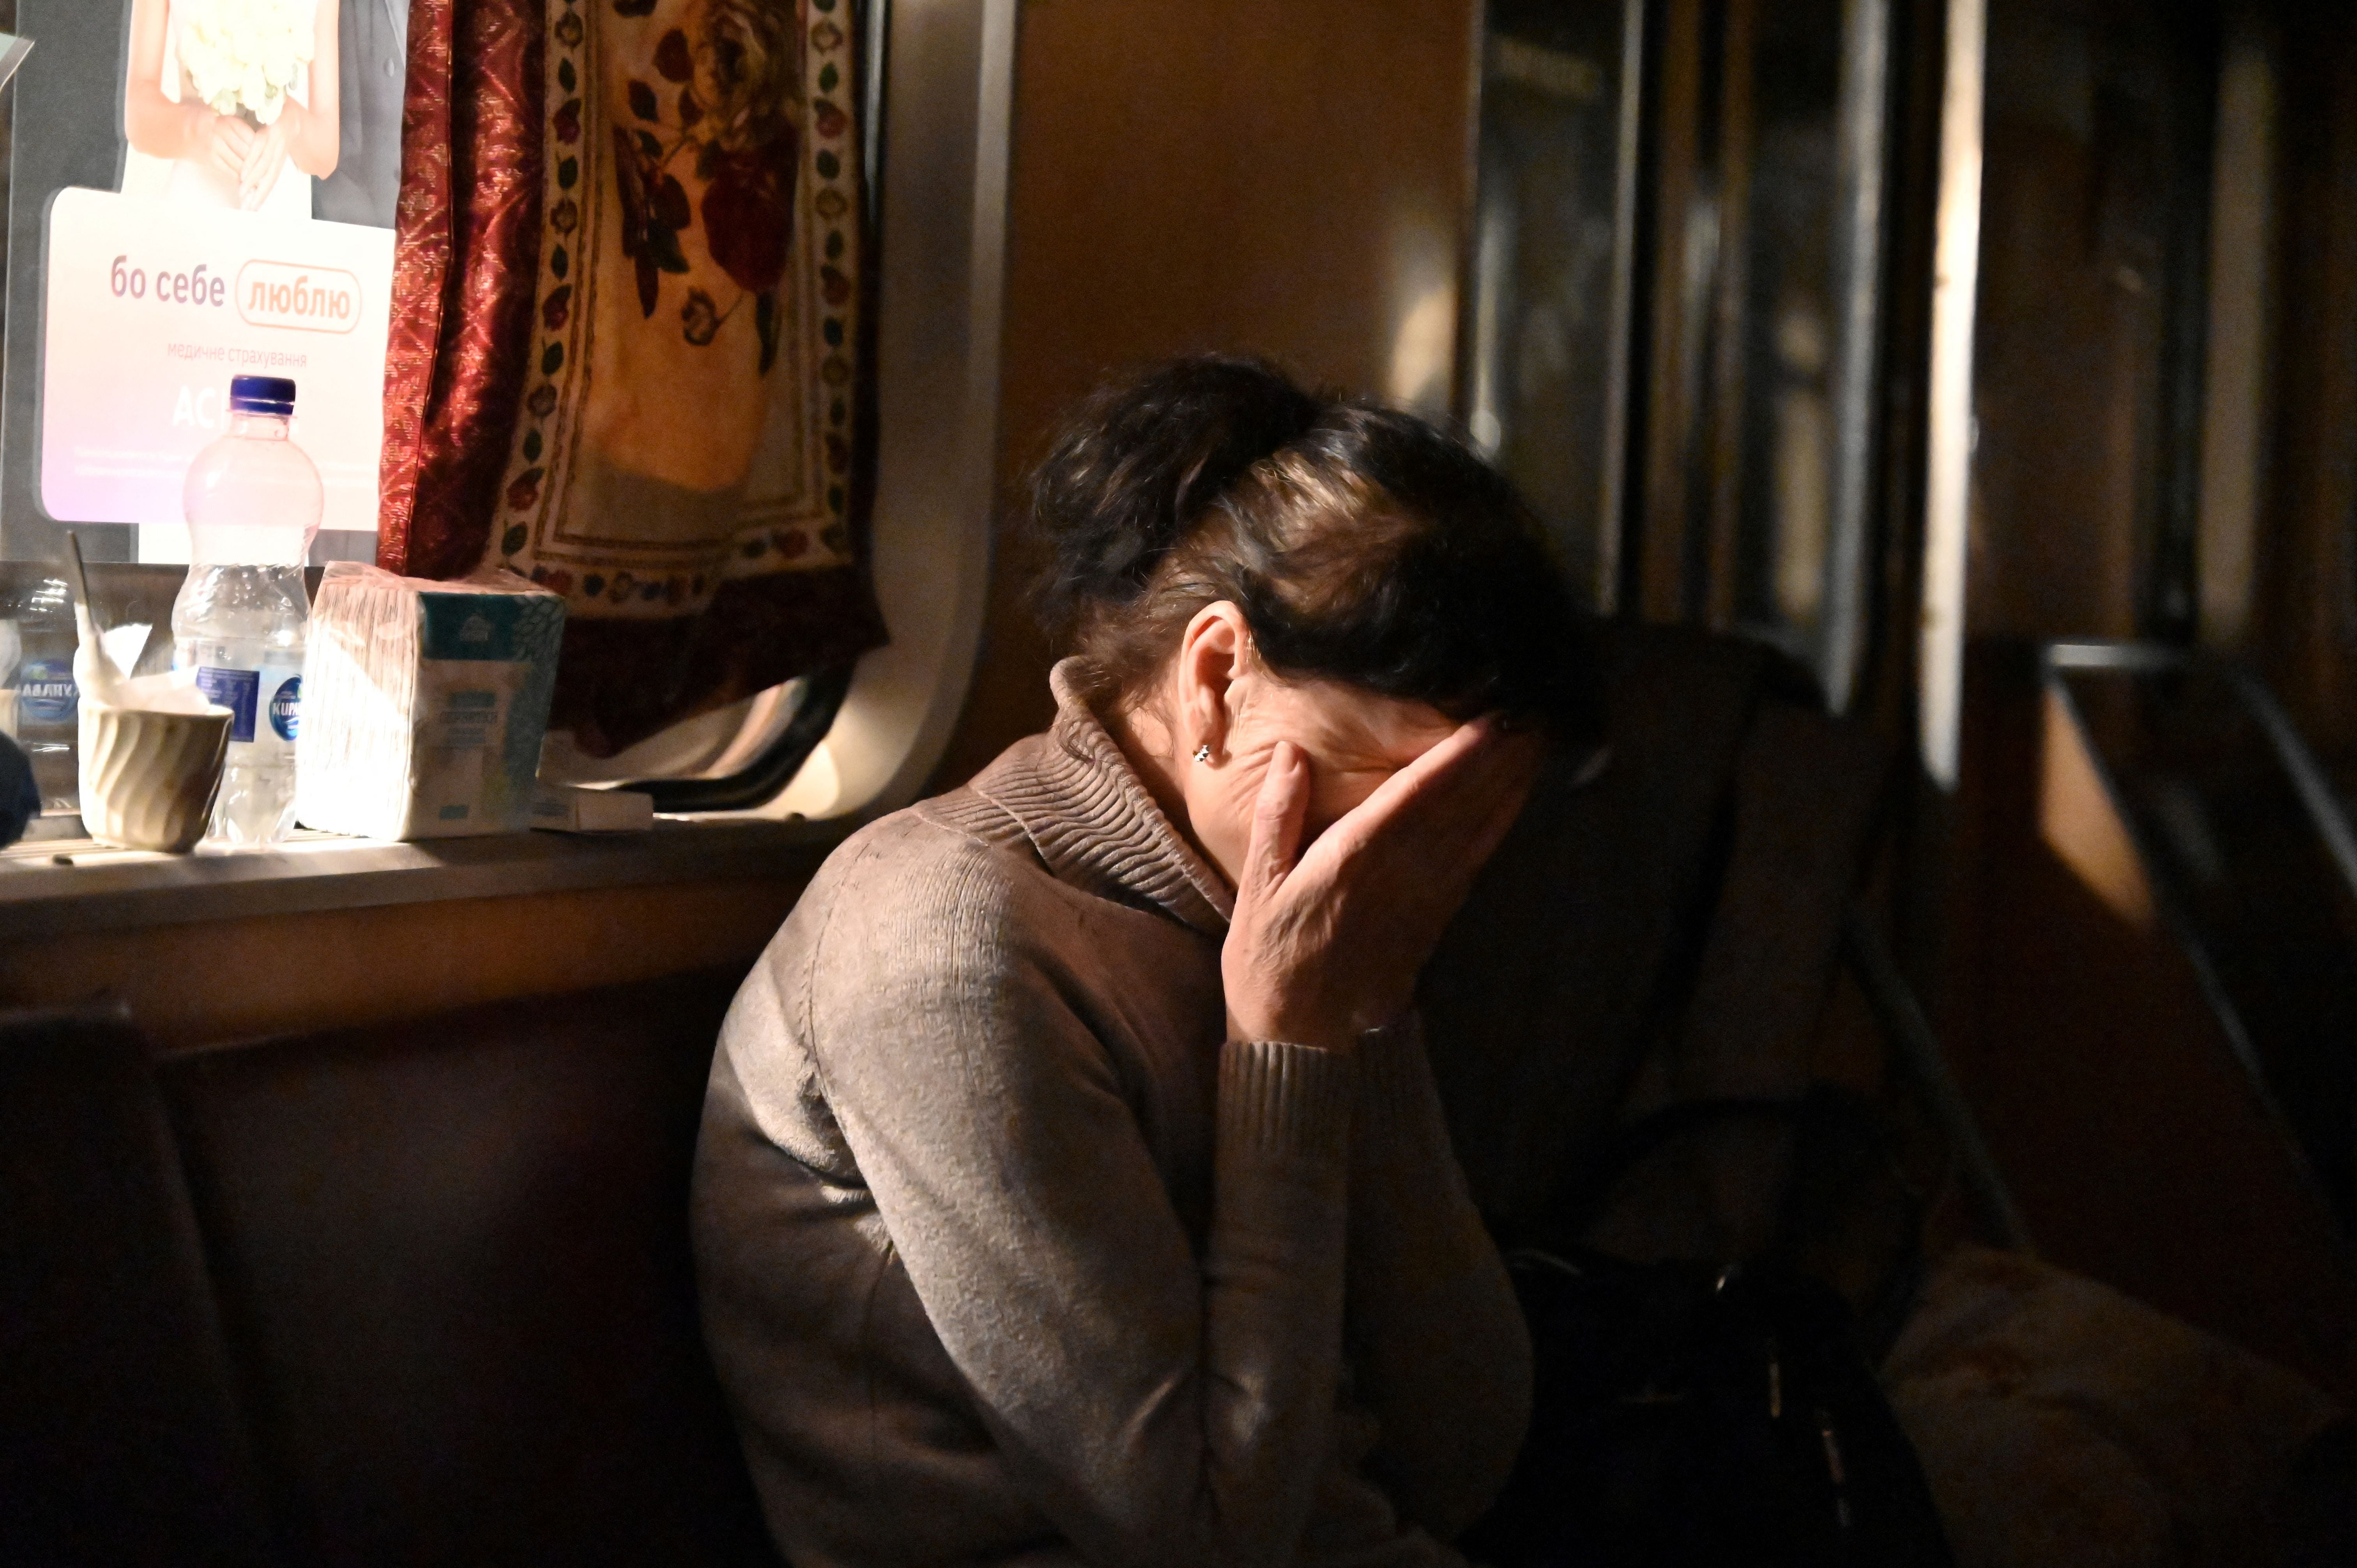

530,782,655,834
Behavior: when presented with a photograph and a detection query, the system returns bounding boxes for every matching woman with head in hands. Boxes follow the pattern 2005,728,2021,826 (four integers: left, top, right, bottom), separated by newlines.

694,355,1600,1568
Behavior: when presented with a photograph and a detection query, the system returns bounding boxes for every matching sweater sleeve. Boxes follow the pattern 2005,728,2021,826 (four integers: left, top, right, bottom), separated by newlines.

804,840,1357,1568
1343,1015,1533,1538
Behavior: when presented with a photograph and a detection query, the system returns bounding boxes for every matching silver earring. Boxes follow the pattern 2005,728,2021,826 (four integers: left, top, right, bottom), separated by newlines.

1193,744,1212,765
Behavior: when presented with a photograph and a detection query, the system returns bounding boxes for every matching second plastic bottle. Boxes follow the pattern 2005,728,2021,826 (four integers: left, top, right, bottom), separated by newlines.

172,374,322,846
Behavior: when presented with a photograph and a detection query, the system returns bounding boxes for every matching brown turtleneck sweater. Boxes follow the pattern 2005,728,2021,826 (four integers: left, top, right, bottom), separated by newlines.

691,663,1532,1568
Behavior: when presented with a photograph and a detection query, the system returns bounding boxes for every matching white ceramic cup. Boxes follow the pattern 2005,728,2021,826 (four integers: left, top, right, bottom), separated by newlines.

78,704,233,853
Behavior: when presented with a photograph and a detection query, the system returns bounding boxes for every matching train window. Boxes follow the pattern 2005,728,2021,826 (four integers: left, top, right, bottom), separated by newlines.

1461,0,1644,615
1466,0,1899,716
0,0,1007,855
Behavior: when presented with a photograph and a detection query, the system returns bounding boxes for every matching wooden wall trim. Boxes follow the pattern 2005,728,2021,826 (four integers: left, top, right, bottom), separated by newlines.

1,877,808,1051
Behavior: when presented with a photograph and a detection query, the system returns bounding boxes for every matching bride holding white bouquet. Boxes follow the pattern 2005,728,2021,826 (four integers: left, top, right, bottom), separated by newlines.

123,0,340,219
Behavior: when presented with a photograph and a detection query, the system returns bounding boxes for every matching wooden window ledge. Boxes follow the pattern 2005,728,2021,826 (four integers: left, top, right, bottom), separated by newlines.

0,817,841,941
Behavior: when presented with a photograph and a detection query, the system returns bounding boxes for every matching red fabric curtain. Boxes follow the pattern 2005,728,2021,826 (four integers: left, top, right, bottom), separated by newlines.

379,0,886,757
379,0,546,583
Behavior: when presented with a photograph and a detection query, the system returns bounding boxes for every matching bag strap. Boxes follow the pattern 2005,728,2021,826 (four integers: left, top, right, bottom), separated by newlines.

1557,1095,1808,1231
1560,1090,1929,1354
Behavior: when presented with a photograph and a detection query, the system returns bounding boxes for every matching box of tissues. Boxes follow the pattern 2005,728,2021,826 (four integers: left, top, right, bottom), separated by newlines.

295,563,567,839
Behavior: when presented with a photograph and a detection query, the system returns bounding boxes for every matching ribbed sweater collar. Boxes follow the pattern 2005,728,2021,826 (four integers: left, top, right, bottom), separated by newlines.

963,660,1235,936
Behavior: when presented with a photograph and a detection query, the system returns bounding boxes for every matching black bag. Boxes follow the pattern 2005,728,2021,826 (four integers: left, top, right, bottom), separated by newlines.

1458,1096,1955,1568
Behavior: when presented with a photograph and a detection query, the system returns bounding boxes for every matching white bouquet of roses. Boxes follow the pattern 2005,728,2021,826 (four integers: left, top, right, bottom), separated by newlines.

177,0,314,126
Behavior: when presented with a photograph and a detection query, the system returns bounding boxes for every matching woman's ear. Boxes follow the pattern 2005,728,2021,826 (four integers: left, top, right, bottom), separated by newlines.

1175,602,1253,764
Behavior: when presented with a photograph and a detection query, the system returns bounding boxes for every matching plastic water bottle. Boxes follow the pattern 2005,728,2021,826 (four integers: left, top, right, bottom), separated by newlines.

0,573,81,814
171,375,322,846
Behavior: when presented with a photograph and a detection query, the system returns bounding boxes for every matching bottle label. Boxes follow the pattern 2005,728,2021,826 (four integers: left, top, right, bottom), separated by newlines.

268,673,302,742
197,664,261,743
16,657,77,727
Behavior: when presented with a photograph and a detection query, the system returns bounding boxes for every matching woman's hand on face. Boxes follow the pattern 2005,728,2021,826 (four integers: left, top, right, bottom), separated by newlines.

1221,718,1541,1053
199,111,256,185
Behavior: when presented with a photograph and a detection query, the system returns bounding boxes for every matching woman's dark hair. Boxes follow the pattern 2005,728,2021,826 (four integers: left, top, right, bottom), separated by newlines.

1029,355,1600,742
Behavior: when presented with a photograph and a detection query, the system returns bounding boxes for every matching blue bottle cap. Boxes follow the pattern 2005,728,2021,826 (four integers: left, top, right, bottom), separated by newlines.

229,375,297,416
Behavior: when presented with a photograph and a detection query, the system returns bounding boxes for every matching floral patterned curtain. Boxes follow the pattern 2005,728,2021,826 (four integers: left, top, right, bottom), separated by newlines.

378,0,886,756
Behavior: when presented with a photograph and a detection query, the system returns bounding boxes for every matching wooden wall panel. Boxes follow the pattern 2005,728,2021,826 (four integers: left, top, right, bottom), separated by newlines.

3,878,805,1050
1966,0,2208,643
931,0,1483,789
2258,6,2357,761
1934,646,2357,1398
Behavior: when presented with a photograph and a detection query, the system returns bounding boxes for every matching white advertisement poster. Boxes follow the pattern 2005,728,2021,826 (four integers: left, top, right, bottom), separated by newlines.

39,186,393,559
